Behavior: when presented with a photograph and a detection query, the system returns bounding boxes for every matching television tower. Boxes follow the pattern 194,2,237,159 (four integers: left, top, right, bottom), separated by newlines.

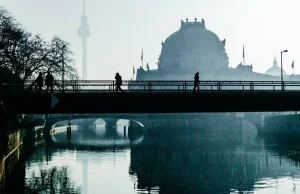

78,0,90,80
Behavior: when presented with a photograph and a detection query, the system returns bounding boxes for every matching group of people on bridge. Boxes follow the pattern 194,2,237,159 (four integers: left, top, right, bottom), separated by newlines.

31,72,200,93
33,72,54,93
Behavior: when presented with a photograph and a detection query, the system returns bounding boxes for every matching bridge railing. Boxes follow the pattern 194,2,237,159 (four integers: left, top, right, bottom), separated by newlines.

2,80,300,92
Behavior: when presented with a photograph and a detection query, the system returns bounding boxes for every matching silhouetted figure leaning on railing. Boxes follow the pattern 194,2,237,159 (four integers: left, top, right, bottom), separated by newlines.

115,73,123,92
33,72,43,93
45,72,54,93
193,72,200,92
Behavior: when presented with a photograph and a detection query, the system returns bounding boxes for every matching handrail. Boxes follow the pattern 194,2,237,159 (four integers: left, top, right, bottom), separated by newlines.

2,80,300,93
8,80,300,83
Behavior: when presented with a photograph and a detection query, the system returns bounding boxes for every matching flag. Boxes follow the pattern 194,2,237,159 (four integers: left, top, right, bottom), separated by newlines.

133,66,135,74
141,49,143,61
291,60,294,69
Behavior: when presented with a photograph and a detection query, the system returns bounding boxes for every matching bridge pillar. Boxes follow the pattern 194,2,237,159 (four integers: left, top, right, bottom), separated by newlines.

44,118,61,137
244,113,265,134
124,126,127,138
67,122,71,140
76,118,97,130
102,118,119,129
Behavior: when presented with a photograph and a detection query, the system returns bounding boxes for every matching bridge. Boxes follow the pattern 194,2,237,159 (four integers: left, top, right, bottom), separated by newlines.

2,80,300,114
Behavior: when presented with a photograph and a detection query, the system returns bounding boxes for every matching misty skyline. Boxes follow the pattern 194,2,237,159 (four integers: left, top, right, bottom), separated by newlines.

2,0,300,80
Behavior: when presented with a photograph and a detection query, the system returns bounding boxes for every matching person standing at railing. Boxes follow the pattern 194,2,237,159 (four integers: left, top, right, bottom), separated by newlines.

193,72,200,92
115,73,123,92
34,72,43,93
45,72,54,93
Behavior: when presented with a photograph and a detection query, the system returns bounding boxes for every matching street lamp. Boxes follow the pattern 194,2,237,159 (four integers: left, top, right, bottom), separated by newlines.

281,50,288,91
62,45,66,92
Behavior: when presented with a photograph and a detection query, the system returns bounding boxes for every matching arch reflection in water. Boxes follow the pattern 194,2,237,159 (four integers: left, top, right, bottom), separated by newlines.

6,116,300,194
50,118,145,148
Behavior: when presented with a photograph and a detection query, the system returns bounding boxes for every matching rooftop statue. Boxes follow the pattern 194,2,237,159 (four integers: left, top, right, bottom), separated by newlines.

222,39,226,47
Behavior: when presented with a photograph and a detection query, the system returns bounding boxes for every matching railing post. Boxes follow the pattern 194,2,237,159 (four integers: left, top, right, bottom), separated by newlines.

113,81,115,92
283,82,285,92
148,81,152,92
218,82,220,92
184,82,187,92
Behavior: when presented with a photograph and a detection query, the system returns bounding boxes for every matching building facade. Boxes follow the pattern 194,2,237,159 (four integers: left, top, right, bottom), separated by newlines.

136,18,296,82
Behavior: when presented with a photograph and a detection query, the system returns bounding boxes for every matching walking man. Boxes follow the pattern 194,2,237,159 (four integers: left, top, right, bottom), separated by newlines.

193,72,200,92
45,72,54,93
34,72,43,93
115,73,123,92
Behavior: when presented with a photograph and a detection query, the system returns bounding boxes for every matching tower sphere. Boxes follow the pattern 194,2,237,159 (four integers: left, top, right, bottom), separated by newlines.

78,15,90,39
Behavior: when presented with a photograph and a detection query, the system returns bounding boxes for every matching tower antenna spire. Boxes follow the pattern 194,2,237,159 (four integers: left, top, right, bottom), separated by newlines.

78,0,90,80
83,0,86,16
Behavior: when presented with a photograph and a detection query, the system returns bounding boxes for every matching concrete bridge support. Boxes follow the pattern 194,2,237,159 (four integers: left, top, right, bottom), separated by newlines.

44,116,69,137
102,118,119,129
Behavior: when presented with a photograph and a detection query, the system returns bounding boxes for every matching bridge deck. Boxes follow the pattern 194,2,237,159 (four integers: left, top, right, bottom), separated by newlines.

2,90,300,114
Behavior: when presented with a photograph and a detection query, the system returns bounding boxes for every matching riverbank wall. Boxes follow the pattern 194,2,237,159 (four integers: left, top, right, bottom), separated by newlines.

0,127,37,192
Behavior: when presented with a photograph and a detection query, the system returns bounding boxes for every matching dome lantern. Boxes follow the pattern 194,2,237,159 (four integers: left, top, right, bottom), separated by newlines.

265,56,287,76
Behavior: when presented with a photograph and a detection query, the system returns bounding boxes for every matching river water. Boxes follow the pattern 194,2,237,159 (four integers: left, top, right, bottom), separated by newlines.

4,118,300,194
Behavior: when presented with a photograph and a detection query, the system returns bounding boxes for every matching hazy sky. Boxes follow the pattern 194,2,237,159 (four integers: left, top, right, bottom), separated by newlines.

2,0,300,79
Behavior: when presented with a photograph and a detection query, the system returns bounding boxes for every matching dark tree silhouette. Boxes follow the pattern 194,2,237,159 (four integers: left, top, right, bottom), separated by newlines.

25,166,81,194
0,7,78,84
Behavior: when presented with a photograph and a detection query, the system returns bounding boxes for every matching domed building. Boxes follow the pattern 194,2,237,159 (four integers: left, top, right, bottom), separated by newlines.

265,57,287,77
136,18,295,81
158,18,228,72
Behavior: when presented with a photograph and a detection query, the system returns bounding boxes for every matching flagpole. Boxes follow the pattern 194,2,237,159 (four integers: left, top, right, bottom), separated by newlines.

133,66,135,80
141,49,144,68
293,63,295,75
243,45,245,65
292,61,295,75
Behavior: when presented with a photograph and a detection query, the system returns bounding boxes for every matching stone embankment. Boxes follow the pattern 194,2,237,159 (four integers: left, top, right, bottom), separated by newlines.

0,126,37,192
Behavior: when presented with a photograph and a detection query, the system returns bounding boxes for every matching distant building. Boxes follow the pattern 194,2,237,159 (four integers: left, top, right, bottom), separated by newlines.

265,56,287,77
136,18,296,81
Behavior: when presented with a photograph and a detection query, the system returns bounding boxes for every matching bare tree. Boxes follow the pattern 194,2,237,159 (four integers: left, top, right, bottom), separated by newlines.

0,7,78,85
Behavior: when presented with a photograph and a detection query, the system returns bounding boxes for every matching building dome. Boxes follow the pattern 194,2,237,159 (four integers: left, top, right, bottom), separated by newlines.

265,57,287,76
158,18,228,71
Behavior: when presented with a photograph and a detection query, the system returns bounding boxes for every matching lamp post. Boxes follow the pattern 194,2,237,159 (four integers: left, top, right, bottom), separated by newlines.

62,45,66,92
281,50,288,91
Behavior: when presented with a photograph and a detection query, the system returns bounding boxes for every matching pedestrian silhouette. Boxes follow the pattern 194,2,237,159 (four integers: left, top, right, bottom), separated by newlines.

34,72,43,93
45,72,54,93
115,73,123,92
193,72,200,92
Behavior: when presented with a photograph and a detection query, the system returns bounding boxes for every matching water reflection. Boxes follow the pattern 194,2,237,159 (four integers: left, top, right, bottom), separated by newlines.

25,166,81,194
5,118,300,194
50,119,144,148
